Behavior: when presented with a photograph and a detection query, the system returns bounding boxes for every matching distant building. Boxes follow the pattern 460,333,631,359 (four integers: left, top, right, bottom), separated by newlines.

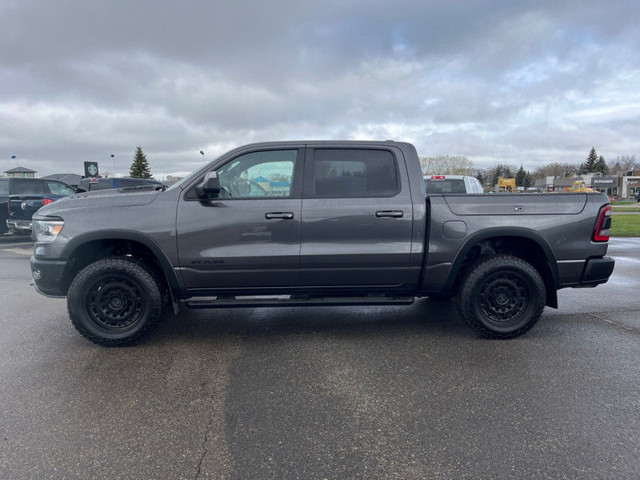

4,166,36,178
622,171,640,200
534,176,578,192
534,174,622,198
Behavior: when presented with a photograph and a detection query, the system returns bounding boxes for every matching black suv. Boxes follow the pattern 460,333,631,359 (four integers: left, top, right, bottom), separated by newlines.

1,177,75,235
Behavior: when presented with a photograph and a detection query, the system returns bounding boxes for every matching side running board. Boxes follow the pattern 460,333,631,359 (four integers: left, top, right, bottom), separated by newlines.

183,294,415,309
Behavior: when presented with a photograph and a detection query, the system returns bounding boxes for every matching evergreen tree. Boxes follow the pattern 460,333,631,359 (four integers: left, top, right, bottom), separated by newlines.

129,146,152,179
580,147,598,174
515,165,526,187
476,171,485,188
491,165,502,187
595,155,608,175
523,171,533,188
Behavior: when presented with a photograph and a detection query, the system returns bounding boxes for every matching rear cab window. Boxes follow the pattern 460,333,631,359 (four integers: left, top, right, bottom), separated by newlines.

424,178,466,194
306,148,400,198
0,179,9,196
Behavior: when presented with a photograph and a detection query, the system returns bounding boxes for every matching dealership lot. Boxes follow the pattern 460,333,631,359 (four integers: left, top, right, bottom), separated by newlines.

1,237,639,479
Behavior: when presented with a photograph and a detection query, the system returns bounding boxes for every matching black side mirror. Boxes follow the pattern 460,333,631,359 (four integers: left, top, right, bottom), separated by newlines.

195,171,221,199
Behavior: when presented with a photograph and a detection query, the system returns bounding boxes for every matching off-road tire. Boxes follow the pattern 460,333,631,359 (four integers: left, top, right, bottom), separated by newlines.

67,258,163,347
456,255,546,339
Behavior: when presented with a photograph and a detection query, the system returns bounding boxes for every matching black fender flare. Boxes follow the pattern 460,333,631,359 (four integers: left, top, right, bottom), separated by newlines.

444,227,559,292
61,230,182,296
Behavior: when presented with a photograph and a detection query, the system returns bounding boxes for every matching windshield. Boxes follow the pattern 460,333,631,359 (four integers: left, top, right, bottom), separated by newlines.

165,176,189,191
424,179,466,194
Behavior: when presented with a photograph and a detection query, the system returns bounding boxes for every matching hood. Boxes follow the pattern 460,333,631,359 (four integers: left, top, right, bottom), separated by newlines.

37,188,160,217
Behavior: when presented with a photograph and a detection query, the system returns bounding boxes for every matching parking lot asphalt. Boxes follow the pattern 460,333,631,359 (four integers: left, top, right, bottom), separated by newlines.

1,238,639,479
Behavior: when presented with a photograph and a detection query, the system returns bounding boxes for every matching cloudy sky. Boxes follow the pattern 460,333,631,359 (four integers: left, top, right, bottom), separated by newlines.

1,0,639,179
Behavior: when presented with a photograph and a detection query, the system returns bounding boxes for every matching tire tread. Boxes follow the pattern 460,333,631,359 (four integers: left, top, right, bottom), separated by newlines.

67,258,163,347
456,255,546,339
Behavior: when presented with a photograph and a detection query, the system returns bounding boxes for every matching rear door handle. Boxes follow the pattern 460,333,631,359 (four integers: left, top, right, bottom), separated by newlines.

265,212,294,220
375,210,403,218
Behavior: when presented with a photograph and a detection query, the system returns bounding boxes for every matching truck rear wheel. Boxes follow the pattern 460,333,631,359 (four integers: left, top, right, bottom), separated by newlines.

456,255,546,339
67,258,163,346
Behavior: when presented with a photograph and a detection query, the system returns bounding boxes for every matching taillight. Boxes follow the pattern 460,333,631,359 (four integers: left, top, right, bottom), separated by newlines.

593,205,611,242
42,199,54,206
431,175,445,179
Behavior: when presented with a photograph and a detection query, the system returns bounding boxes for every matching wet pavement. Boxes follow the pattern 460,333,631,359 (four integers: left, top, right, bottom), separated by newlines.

0,238,639,479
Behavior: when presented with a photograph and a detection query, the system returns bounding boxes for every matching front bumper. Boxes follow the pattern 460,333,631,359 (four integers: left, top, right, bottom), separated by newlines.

30,256,67,297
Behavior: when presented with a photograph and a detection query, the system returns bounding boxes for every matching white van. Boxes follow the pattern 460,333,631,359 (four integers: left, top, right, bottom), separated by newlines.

423,175,484,194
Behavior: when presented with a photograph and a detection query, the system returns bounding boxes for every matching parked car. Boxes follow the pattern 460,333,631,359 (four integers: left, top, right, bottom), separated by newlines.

76,177,165,192
1,177,76,235
31,141,614,346
424,175,484,194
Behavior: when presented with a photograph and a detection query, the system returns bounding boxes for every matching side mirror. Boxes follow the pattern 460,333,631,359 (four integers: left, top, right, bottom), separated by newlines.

195,171,221,199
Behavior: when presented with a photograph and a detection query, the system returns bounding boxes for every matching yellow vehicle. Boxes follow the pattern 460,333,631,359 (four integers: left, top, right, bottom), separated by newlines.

569,180,597,193
497,177,516,192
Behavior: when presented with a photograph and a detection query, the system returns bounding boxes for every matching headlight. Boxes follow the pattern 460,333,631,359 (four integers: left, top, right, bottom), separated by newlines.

33,219,64,243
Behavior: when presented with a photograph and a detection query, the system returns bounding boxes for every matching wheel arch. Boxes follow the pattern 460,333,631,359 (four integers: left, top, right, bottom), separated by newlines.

445,228,559,308
60,230,181,299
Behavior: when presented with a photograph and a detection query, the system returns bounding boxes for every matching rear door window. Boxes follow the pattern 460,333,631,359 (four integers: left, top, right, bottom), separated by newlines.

0,179,9,196
308,149,399,198
11,179,44,195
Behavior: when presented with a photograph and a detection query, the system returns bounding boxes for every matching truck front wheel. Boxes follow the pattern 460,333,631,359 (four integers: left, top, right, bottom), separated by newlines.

67,258,163,346
456,255,546,339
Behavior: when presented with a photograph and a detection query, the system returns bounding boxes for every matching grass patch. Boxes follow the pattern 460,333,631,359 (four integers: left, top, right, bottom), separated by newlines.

613,201,637,206
611,206,640,212
610,214,640,237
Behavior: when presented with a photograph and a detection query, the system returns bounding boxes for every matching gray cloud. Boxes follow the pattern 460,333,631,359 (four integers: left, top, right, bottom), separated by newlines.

1,0,640,178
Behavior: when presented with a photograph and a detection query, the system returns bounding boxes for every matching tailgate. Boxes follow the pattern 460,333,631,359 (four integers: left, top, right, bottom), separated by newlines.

8,195,45,220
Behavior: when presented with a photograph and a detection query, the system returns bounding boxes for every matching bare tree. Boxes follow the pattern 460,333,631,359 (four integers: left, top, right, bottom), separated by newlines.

532,162,579,179
420,155,474,175
607,155,638,176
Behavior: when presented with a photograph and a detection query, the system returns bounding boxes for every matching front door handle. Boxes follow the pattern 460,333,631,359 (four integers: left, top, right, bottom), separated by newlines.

265,212,294,220
375,210,404,218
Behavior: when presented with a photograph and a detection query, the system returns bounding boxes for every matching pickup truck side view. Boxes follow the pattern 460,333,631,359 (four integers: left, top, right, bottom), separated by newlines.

30,141,615,346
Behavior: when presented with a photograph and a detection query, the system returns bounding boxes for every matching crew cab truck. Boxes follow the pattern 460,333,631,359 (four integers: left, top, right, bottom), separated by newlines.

30,141,615,346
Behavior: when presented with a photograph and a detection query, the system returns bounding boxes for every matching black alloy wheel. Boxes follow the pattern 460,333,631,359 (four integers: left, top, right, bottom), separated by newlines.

456,255,546,339
86,276,146,332
68,258,163,346
478,271,529,328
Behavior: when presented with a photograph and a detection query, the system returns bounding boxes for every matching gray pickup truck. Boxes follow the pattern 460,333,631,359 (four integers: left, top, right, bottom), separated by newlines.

30,141,614,346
